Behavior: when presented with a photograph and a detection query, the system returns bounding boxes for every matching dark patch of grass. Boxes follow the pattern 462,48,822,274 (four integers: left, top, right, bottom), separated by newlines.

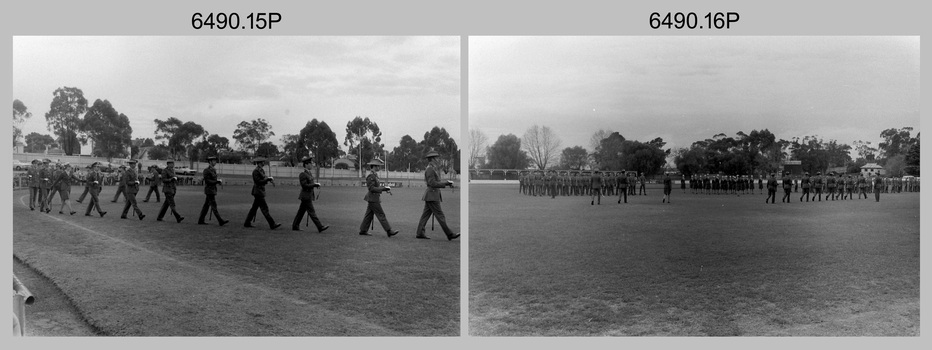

469,184,918,336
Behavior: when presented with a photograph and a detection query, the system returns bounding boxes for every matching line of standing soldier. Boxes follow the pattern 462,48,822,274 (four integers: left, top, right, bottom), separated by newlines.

518,170,650,199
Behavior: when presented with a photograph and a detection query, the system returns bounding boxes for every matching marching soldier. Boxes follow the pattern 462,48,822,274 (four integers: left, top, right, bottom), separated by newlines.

27,159,41,210
781,171,793,203
415,150,459,240
48,163,80,215
812,171,823,201
765,173,778,204
111,165,126,203
143,165,161,202
75,164,91,204
198,156,229,226
43,162,63,211
858,173,868,199
243,157,280,230
799,172,811,202
83,162,107,217
359,158,398,237
827,172,838,200
120,159,145,220
156,159,185,223
590,169,603,205
291,155,329,232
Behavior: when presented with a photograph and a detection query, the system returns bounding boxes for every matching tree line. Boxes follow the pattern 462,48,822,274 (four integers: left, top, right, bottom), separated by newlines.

13,87,459,174
470,125,920,178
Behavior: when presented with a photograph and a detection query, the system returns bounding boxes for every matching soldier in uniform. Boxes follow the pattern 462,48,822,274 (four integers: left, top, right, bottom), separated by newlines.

826,172,838,200
143,165,161,202
873,174,884,202
681,174,687,194
858,173,868,199
43,162,63,211
415,150,459,240
27,159,41,210
617,169,629,203
799,172,811,202
75,164,91,204
590,169,603,205
765,173,778,204
197,156,229,226
359,158,398,237
812,171,823,201
37,159,53,213
83,162,107,217
662,172,672,204
243,157,280,229
781,171,793,203
48,163,80,215
156,159,185,223
291,155,329,232
638,172,647,196
111,165,126,203
119,160,145,220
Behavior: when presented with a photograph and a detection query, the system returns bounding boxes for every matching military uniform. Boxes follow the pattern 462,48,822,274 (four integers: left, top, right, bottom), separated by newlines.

144,166,161,202
617,170,629,204
83,163,107,217
873,175,884,202
416,152,458,240
799,173,811,202
157,160,185,223
662,173,672,204
243,158,279,229
590,170,603,205
48,163,80,214
120,160,145,220
44,164,63,211
291,156,328,232
359,159,397,236
198,156,228,226
781,172,793,203
37,160,53,213
812,172,823,201
766,173,778,204
858,174,868,199
26,160,41,210
111,166,126,203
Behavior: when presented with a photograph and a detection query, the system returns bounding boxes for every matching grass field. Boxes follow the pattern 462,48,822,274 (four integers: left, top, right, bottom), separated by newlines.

13,183,460,336
469,184,919,336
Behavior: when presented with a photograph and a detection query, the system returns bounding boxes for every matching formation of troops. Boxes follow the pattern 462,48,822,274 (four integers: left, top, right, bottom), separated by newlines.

518,170,649,199
514,167,918,205
687,171,919,203
20,150,459,241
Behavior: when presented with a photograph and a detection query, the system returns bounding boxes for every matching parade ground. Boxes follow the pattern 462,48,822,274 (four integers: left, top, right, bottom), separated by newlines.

469,183,919,336
13,184,460,336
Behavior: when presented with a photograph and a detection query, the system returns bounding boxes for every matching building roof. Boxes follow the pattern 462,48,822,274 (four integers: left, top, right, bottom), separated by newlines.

861,163,883,169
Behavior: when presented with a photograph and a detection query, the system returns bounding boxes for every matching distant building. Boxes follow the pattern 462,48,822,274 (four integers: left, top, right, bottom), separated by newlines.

782,160,802,175
860,163,885,177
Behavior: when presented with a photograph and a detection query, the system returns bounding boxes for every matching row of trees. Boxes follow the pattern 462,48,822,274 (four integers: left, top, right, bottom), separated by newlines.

470,125,920,178
13,87,460,174
471,126,670,176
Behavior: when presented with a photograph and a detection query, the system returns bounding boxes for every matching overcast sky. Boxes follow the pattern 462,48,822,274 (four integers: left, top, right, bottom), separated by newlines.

469,36,920,154
13,36,460,154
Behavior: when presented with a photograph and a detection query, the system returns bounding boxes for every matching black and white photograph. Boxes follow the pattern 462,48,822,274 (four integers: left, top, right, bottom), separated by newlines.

468,36,919,336
12,36,461,336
